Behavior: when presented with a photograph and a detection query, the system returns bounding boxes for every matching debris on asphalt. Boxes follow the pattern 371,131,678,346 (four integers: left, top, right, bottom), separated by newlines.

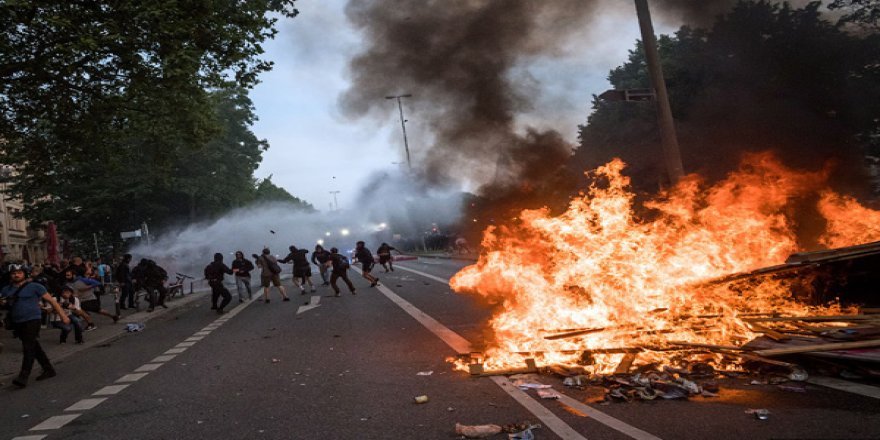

455,423,502,438
271,358,280,363
745,408,770,420
417,371,433,376
777,383,807,393
125,323,145,332
414,395,429,404
536,388,561,399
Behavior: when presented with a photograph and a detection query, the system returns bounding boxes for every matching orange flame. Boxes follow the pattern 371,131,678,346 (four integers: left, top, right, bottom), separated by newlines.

450,152,875,372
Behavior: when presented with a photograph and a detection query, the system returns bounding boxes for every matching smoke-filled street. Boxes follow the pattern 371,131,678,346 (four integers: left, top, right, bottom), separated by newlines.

2,258,879,440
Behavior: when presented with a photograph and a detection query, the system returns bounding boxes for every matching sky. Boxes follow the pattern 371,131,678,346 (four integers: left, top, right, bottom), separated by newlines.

248,0,677,212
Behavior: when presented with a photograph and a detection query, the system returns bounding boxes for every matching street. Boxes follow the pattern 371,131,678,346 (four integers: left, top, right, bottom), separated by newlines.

2,258,880,440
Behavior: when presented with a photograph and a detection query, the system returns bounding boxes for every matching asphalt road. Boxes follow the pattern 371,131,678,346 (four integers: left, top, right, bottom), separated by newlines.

1,258,879,440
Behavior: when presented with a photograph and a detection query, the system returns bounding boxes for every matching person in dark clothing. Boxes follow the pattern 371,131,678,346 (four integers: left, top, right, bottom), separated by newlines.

281,245,315,294
205,253,233,314
311,245,332,286
376,242,397,273
231,251,254,303
143,260,168,312
115,254,135,309
329,247,356,296
352,241,379,287
1,264,68,387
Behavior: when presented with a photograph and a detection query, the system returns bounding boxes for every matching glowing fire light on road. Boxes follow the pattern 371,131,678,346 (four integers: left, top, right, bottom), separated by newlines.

450,153,879,373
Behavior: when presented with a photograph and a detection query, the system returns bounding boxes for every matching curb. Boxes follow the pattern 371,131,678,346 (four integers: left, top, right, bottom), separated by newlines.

406,253,478,262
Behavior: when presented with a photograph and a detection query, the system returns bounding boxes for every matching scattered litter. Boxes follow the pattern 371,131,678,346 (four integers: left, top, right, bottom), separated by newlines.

447,407,455,412
414,395,429,404
271,358,280,363
749,380,768,386
563,375,589,387
788,368,809,382
20,414,29,419
745,408,770,420
536,388,561,400
455,423,502,438
509,428,535,440
125,323,145,332
417,371,433,376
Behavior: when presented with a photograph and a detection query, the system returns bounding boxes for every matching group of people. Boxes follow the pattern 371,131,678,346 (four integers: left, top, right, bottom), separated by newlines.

203,241,400,313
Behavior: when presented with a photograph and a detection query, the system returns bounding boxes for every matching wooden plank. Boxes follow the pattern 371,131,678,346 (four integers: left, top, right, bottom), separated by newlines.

613,353,637,375
667,341,744,351
753,339,880,357
744,315,879,323
544,327,606,340
748,323,790,341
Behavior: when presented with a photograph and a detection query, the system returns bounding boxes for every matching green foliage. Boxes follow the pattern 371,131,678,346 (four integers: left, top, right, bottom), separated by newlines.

0,0,301,246
573,1,879,194
253,176,315,210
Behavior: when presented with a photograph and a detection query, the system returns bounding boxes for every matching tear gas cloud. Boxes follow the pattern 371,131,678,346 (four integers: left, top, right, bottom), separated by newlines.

129,169,463,275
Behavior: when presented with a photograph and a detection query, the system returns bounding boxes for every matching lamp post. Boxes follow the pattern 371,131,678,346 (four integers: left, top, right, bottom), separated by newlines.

329,191,340,211
385,94,413,171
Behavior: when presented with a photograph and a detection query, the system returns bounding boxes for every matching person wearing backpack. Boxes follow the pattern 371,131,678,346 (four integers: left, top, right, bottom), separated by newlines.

204,253,234,314
1,264,68,387
253,248,289,303
329,247,356,296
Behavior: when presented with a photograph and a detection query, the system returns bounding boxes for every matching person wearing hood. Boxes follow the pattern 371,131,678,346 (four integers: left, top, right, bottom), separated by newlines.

281,245,314,294
204,253,233,314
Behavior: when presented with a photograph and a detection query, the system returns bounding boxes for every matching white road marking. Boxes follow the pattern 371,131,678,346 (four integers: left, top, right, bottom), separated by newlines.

165,347,188,354
11,435,47,440
808,376,880,399
176,341,197,347
195,331,211,336
134,363,163,372
29,414,81,431
116,373,149,383
93,384,130,396
491,377,588,440
556,393,664,440
65,398,108,412
378,265,666,440
296,295,322,314
151,354,177,363
184,336,205,341
394,265,450,284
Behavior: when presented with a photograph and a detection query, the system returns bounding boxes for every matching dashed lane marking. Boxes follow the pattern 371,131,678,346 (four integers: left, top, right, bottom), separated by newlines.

175,341,197,347
296,295,322,314
150,354,177,363
93,384,130,396
134,363,163,372
555,393,663,440
11,435,47,440
65,398,108,412
184,336,205,341
116,373,149,383
29,414,81,431
165,347,188,354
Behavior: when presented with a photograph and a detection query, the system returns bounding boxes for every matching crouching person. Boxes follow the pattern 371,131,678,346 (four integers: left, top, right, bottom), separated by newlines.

51,286,85,344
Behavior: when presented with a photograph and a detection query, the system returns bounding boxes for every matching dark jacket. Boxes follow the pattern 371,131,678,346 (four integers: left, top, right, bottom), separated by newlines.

311,249,331,265
204,261,233,282
281,249,310,268
115,261,132,285
354,247,374,264
231,258,254,277
330,253,350,272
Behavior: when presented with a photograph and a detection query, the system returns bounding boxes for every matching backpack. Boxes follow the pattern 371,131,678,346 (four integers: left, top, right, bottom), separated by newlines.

333,254,350,270
263,256,282,274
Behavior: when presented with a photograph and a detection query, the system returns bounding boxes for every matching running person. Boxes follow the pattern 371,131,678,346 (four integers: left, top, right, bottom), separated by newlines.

376,242,397,273
281,245,315,294
329,247,356,296
311,245,332,286
231,251,255,302
204,253,233,314
352,241,379,287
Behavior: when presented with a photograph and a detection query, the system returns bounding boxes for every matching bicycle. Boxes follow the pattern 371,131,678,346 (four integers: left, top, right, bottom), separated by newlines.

167,273,194,300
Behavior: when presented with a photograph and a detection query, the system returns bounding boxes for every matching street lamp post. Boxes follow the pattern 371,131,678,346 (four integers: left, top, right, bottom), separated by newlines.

385,94,413,171
329,190,340,211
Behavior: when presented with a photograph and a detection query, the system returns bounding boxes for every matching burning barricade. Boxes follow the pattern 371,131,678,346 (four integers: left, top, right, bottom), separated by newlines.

450,154,880,401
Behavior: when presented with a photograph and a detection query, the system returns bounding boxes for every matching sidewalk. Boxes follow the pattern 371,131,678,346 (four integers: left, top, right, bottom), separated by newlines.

0,284,213,383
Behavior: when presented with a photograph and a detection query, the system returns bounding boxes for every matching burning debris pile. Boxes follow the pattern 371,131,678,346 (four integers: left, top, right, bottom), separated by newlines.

450,153,880,398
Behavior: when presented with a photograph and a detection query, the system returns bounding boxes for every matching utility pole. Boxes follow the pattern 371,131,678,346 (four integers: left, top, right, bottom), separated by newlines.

385,94,413,171
634,0,685,184
329,191,340,211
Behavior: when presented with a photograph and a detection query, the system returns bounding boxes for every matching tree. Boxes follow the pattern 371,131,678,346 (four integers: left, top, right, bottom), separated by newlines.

253,176,315,210
573,1,878,196
0,0,299,243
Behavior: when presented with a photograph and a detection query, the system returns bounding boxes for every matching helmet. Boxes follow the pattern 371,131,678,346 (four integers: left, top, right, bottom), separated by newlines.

7,263,26,274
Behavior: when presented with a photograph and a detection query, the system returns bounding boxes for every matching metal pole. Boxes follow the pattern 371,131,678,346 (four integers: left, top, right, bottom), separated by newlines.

93,233,100,259
634,0,684,184
396,97,412,171
329,191,340,211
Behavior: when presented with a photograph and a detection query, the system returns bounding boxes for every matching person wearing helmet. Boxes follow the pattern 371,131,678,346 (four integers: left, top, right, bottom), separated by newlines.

1,264,69,387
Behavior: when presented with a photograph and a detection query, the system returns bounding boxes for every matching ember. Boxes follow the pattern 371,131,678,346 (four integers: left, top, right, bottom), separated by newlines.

450,153,879,374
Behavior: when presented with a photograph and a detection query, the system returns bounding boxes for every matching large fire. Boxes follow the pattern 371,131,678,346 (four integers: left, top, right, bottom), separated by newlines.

450,152,878,373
